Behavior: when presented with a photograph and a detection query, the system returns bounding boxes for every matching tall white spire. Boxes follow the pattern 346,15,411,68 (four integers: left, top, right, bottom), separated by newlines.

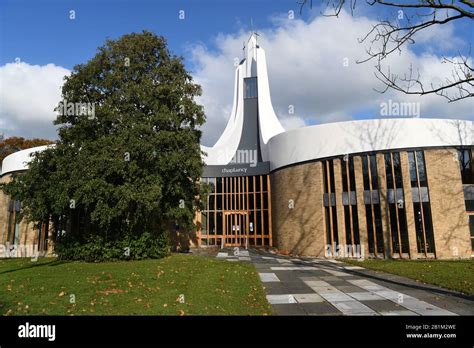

245,33,258,77
201,33,285,167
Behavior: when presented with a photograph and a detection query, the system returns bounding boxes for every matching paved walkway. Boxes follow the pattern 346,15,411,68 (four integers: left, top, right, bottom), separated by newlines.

212,248,474,316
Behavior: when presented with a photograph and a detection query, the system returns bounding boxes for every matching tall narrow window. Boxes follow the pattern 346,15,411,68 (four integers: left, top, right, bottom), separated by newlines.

38,220,49,252
408,152,418,188
458,148,474,212
323,160,339,256
384,152,409,256
408,150,435,255
459,148,473,184
244,77,258,99
361,154,384,257
7,199,21,245
341,156,360,257
469,215,474,251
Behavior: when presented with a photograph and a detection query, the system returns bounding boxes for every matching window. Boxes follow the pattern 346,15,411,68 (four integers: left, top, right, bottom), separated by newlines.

458,148,474,185
466,200,474,212
365,204,384,254
408,152,418,188
201,212,208,235
469,216,474,251
323,160,339,255
244,77,258,99
341,156,360,256
416,151,427,187
384,152,410,255
458,148,474,212
370,155,379,189
362,156,370,190
200,175,271,247
7,199,21,245
413,202,435,254
407,150,435,256
361,154,384,257
38,221,49,252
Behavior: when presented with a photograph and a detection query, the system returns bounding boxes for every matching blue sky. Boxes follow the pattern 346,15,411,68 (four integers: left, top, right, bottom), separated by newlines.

0,0,313,71
2,0,471,71
0,0,472,142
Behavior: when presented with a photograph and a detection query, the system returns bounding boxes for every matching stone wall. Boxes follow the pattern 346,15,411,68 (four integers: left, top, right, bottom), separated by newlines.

271,161,326,257
270,148,472,259
0,173,50,257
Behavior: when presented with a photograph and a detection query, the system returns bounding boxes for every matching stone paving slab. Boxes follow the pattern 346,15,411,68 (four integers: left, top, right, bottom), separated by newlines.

272,304,307,315
347,292,386,301
337,285,368,293
270,266,319,271
360,299,413,314
293,293,324,303
379,310,418,316
284,283,317,294
262,282,290,294
299,302,342,315
259,273,280,282
267,294,298,304
331,300,378,316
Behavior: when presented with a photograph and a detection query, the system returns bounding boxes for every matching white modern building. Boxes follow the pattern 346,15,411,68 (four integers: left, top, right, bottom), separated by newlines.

1,34,473,259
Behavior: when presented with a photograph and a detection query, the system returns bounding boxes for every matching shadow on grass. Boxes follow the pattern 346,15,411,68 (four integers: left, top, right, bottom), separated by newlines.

0,259,68,275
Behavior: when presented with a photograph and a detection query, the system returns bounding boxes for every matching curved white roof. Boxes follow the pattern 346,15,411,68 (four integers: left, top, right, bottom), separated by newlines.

268,118,473,171
1,145,52,176
2,119,472,176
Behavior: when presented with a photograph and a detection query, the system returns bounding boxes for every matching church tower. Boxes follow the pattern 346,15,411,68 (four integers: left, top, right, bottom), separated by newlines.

199,33,283,247
202,33,285,177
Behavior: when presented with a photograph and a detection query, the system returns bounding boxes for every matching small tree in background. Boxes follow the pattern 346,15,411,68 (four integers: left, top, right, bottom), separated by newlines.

2,31,206,261
0,137,54,163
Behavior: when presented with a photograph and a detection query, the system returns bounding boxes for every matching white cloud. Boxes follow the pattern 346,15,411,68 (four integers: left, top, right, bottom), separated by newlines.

191,11,474,146
1,13,472,144
0,62,69,139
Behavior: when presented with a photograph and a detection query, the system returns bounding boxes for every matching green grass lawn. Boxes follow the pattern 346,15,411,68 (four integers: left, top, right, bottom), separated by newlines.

0,254,272,315
344,259,474,296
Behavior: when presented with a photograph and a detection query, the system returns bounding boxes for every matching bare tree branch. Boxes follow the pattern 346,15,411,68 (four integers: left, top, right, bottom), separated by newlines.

299,0,474,102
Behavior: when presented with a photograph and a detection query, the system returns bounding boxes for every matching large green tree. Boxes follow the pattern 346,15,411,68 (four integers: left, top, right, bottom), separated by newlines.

2,31,206,259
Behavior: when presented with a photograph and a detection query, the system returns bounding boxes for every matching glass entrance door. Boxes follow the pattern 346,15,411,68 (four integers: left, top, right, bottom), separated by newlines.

223,211,249,247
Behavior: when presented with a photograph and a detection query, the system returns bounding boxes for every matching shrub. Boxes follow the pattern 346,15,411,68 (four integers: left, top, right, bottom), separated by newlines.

55,232,169,262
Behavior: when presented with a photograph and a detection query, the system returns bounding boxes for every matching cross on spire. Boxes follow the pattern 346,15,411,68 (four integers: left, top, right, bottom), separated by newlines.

250,18,259,39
